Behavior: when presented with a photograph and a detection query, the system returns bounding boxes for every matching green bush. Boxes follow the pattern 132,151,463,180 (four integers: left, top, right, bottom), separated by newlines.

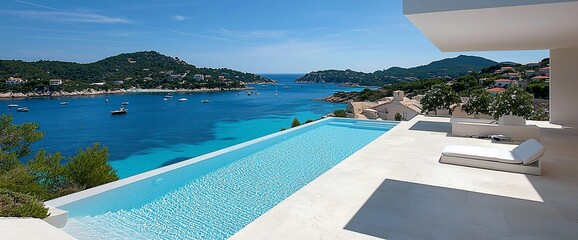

66,143,118,189
0,188,49,218
291,117,301,128
394,112,402,121
333,110,346,118
0,114,120,218
490,86,534,119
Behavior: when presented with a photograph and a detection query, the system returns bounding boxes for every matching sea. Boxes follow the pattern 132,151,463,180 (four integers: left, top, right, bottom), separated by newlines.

2,74,367,178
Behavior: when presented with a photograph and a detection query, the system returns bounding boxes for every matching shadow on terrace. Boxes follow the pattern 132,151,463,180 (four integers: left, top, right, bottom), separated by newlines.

345,122,578,240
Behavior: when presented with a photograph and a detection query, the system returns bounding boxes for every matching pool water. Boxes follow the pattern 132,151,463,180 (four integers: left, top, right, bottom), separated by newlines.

50,118,397,239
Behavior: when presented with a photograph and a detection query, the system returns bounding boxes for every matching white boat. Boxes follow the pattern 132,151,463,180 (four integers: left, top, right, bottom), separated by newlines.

164,95,174,98
163,98,168,101
121,102,129,105
60,102,69,105
201,99,210,103
7,104,19,108
111,107,128,115
16,107,29,112
178,98,188,102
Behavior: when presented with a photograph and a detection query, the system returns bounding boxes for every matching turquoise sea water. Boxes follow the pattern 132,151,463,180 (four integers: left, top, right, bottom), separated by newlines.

55,119,396,239
2,74,365,178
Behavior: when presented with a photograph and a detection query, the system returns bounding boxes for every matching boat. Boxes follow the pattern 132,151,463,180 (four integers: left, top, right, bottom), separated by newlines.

60,102,69,105
111,107,127,115
163,98,168,101
16,107,29,112
164,95,174,98
247,91,252,96
178,98,188,102
105,99,109,103
121,102,129,105
200,99,210,103
7,104,19,108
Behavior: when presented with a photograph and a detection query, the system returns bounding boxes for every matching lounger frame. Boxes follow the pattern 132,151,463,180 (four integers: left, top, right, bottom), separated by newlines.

440,155,541,175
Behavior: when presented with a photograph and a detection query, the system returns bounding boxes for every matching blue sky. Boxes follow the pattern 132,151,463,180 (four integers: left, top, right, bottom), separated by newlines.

0,0,548,73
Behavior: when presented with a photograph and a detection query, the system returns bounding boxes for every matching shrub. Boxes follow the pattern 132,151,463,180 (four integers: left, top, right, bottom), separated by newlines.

291,117,301,128
333,110,346,118
490,86,534,119
66,143,118,189
0,188,49,218
462,88,493,116
394,112,402,121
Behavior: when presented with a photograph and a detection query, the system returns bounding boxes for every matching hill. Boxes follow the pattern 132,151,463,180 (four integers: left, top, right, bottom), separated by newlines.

296,55,498,86
0,51,274,93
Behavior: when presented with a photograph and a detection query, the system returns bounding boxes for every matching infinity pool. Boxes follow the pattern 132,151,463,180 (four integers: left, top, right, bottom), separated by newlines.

47,118,397,239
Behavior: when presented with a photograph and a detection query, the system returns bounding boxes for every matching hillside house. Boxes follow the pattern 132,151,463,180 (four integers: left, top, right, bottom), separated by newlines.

6,77,26,86
486,87,506,95
494,79,518,87
49,79,63,86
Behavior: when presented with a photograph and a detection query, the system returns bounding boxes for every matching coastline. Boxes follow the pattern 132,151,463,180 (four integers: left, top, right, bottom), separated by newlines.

0,87,253,99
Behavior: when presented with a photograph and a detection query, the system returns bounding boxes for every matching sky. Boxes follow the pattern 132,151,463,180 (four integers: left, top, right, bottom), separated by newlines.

0,0,549,73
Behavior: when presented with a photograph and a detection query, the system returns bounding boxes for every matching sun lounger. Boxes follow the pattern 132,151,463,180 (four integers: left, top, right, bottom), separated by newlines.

440,139,545,175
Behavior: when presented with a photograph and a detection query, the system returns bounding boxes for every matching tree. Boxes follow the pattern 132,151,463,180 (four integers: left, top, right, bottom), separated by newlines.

420,84,461,115
462,88,493,116
0,115,44,158
490,86,534,119
0,114,119,218
66,143,118,189
291,117,301,128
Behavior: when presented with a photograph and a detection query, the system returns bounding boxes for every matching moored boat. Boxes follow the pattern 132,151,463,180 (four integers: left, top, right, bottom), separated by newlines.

178,98,188,102
121,102,129,105
200,99,210,103
16,107,29,112
8,104,19,108
60,102,69,105
111,107,128,115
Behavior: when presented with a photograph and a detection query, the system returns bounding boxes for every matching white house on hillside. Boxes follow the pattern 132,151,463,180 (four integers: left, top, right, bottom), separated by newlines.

346,90,422,121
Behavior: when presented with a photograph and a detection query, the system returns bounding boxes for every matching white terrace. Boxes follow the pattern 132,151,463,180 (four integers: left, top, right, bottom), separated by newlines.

233,115,578,239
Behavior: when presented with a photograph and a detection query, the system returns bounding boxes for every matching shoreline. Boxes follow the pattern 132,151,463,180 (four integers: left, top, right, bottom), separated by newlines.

0,87,253,99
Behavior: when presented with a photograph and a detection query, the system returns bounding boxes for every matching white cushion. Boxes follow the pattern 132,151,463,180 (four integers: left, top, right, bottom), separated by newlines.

442,145,522,164
512,139,546,165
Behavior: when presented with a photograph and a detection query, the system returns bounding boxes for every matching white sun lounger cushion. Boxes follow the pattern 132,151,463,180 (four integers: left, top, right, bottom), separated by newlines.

512,139,546,165
442,145,522,164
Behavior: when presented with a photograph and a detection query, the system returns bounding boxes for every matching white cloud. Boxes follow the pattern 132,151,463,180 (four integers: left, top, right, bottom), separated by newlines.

173,15,187,21
0,10,131,24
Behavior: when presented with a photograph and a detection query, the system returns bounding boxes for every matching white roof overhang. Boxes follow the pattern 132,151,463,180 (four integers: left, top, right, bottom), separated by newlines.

404,0,578,51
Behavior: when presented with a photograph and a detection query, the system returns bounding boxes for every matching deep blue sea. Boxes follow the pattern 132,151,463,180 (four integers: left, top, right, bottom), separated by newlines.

2,74,364,178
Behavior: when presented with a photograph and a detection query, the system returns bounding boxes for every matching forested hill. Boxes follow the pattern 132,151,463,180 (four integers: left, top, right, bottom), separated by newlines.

296,55,498,86
0,51,273,92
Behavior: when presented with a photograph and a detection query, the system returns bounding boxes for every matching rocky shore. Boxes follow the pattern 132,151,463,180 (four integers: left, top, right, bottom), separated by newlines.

0,87,252,99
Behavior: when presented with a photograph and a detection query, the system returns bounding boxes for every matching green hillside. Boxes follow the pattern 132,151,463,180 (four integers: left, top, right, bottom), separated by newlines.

0,51,273,93
296,55,498,86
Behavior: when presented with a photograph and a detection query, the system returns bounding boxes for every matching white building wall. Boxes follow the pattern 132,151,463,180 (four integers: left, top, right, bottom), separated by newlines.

550,47,578,127
374,103,419,121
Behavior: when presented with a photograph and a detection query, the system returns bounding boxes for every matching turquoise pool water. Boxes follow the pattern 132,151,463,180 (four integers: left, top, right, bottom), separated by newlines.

49,118,397,239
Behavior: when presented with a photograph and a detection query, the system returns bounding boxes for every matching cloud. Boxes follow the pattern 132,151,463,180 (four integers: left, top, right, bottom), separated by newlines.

0,10,131,24
172,15,187,21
